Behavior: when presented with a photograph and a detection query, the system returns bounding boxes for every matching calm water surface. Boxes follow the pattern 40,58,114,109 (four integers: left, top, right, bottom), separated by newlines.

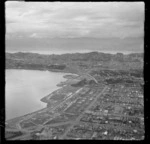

6,69,66,120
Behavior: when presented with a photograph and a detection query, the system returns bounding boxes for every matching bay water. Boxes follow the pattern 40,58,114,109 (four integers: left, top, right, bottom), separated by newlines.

5,69,66,120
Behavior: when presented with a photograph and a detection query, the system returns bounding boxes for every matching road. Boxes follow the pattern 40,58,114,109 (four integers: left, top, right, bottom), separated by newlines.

8,86,107,140
7,73,101,140
59,86,108,139
86,73,98,84
42,88,83,125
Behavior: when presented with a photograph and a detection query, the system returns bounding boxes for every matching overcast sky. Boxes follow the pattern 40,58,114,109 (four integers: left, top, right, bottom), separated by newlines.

6,2,144,39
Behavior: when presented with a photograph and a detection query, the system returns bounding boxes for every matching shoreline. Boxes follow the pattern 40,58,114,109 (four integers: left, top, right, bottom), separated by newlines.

6,69,79,122
40,74,79,104
5,68,79,75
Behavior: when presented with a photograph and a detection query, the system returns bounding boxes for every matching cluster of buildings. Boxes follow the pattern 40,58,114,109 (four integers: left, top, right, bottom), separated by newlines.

5,71,144,140
64,84,144,140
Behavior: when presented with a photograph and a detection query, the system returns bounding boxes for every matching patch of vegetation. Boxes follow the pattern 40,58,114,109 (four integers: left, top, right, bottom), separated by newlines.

71,79,87,87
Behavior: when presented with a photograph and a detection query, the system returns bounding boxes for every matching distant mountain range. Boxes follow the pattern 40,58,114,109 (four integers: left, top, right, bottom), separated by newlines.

6,51,143,62
5,51,144,76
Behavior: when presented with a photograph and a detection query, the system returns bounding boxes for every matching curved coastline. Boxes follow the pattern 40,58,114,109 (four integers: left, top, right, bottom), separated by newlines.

40,73,79,104
6,69,79,122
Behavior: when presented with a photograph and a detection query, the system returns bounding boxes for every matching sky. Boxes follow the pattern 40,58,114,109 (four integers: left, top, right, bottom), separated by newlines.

5,2,144,53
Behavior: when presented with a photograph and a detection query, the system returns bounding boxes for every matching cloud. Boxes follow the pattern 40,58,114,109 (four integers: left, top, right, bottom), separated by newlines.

30,33,38,38
5,2,144,39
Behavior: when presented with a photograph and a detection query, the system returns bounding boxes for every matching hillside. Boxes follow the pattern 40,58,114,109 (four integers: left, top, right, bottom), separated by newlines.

6,52,143,72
